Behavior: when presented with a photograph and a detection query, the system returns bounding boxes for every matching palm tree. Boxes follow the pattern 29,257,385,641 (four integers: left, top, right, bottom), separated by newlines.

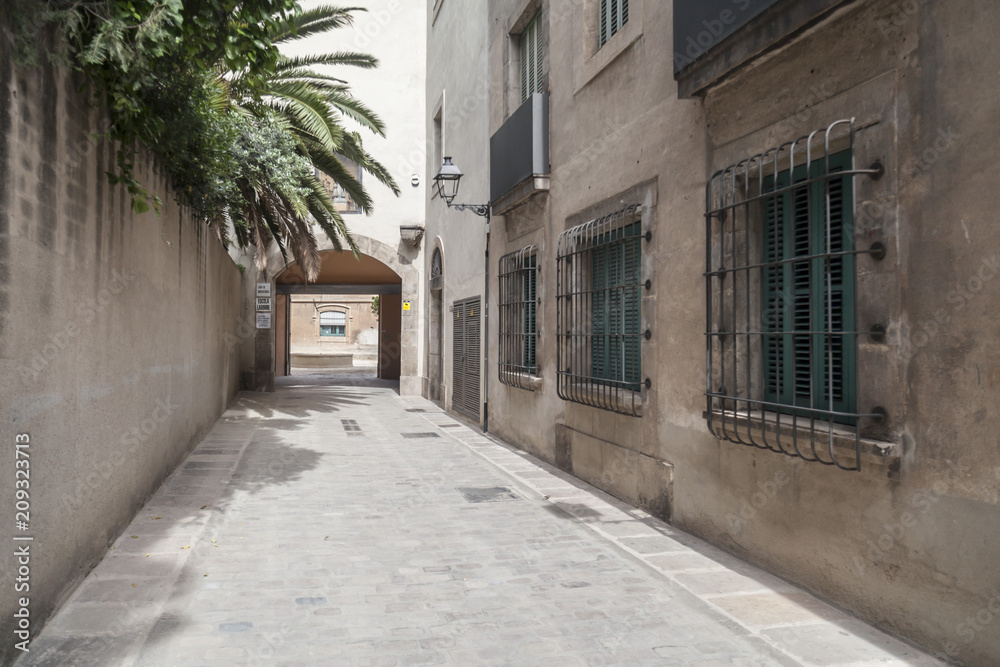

225,4,399,280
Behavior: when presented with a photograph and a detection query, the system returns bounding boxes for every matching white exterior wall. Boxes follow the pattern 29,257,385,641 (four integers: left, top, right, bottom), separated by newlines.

423,0,491,416
278,0,429,394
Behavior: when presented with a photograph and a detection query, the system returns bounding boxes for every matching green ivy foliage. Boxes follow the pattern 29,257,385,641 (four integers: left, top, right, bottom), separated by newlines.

3,1,393,278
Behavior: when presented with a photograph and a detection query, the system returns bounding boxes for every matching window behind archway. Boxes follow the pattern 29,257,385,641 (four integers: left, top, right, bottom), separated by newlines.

320,311,347,337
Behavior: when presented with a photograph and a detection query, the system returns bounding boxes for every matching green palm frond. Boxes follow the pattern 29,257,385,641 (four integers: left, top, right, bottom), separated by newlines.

272,69,349,86
339,132,399,195
217,5,401,278
263,80,345,152
272,6,365,44
322,89,385,136
305,142,374,213
275,52,378,71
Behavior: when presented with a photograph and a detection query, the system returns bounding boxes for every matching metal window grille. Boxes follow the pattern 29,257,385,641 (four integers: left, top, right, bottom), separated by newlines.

519,12,543,103
705,119,886,470
320,311,346,337
557,205,646,417
499,246,539,389
599,0,629,48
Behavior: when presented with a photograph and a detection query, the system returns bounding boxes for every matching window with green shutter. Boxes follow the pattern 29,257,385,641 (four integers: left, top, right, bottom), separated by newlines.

520,12,543,103
557,205,645,417
499,247,539,389
590,222,642,389
705,119,888,470
598,0,629,49
762,150,856,419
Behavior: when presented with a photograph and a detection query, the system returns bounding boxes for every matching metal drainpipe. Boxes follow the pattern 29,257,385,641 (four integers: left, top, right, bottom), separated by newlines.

483,208,491,433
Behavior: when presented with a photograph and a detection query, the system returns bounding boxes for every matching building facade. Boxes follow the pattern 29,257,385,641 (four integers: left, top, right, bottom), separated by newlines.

244,0,429,392
289,294,379,350
426,0,1000,663
423,0,492,414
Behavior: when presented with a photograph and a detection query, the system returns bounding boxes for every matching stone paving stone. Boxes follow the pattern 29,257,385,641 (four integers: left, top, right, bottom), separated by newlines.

676,570,798,597
711,592,849,629
760,620,946,665
18,381,945,667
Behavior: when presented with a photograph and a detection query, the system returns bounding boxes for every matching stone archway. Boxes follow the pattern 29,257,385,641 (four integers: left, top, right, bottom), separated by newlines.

260,234,422,394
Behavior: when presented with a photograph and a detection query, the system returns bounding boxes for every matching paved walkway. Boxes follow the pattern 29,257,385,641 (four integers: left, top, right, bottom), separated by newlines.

19,375,942,666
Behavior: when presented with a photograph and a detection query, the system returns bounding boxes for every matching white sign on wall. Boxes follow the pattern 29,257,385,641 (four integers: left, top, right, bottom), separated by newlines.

256,297,272,312
256,312,272,329
256,282,271,297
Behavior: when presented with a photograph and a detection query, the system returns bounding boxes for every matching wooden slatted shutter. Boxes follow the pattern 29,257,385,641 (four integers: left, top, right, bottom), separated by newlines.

599,0,629,48
520,12,541,104
524,254,537,371
590,222,641,387
591,244,609,380
622,225,641,387
762,151,855,418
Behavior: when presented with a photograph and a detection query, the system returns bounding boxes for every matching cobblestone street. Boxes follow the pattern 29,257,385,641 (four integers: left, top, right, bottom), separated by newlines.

19,375,942,666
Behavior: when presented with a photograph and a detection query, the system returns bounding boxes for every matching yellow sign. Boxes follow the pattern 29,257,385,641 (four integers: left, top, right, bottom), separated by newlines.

403,301,411,311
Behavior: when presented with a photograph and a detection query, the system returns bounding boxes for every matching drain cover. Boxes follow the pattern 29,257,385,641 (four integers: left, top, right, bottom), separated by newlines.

456,486,521,503
401,432,439,439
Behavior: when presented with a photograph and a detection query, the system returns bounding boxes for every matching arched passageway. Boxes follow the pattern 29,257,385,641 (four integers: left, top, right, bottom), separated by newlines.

274,250,403,381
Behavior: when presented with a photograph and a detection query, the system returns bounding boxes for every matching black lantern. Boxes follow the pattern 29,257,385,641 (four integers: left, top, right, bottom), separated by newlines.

433,156,463,205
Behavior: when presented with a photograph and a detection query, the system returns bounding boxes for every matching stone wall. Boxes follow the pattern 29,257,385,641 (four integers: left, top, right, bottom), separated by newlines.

0,53,243,664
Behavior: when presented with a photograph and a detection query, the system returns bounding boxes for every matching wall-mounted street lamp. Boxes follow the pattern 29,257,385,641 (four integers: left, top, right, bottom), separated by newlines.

433,157,490,221
432,156,492,432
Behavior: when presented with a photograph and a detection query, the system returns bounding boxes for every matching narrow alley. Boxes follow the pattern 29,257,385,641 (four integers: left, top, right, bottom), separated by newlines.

18,376,941,666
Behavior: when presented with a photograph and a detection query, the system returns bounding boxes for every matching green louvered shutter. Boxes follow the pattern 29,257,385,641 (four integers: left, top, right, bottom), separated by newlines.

622,225,641,389
762,151,856,419
599,0,629,48
524,254,537,372
590,223,641,387
763,176,787,401
520,13,542,103
591,244,609,381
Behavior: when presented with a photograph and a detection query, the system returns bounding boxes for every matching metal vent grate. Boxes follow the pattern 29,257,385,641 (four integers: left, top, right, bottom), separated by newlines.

341,419,364,437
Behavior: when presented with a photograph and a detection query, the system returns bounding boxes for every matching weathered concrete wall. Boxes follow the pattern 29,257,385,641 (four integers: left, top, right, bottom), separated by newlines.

0,53,243,664
471,0,1000,663
690,3,1000,663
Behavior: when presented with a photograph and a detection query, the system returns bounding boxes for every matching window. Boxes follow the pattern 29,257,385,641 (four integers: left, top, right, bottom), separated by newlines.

763,150,855,418
320,311,346,337
705,119,886,469
498,246,539,388
598,0,629,49
557,205,645,417
317,154,362,213
433,105,444,177
520,12,543,102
